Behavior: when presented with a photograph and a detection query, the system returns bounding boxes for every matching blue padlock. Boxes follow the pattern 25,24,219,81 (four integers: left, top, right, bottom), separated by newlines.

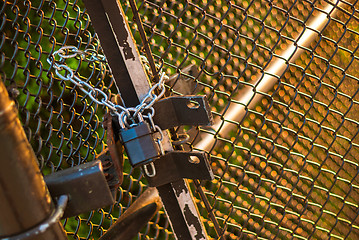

119,113,161,168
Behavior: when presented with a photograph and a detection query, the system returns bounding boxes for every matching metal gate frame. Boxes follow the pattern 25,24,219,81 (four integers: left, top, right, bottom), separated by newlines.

1,0,358,239
82,0,209,239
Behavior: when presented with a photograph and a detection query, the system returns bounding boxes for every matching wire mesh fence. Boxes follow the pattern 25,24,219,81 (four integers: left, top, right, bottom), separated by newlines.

1,0,359,239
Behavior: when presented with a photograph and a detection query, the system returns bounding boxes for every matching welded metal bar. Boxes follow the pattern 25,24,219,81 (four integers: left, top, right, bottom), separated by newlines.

83,0,151,107
193,179,223,237
0,80,67,240
99,187,162,240
83,0,209,239
128,0,159,83
195,0,341,152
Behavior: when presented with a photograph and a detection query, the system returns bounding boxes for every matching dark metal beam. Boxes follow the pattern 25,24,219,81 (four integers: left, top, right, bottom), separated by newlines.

83,0,151,107
0,80,67,240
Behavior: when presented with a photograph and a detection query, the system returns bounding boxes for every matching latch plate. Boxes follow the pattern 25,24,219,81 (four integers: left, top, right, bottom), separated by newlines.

146,151,214,187
44,160,115,219
152,96,214,130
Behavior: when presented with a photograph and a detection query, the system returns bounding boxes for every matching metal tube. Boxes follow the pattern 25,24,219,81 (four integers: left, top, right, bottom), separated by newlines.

0,80,67,240
195,1,341,152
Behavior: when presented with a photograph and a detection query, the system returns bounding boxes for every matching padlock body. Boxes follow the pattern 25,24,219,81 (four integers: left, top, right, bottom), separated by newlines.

120,122,160,167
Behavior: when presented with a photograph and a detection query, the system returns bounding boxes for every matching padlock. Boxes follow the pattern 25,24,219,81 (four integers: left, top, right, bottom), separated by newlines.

119,113,161,168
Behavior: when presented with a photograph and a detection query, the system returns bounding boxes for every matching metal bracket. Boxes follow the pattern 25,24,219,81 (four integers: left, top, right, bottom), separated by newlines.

97,149,122,199
166,64,200,95
44,160,115,219
152,95,214,130
146,151,214,187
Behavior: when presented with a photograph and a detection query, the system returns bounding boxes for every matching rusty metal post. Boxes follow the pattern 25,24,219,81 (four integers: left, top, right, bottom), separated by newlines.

0,80,67,240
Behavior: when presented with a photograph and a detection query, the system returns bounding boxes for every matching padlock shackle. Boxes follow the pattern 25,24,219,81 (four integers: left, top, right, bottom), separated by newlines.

118,111,127,129
118,108,144,129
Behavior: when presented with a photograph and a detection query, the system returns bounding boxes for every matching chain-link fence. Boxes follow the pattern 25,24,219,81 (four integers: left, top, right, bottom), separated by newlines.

1,0,359,239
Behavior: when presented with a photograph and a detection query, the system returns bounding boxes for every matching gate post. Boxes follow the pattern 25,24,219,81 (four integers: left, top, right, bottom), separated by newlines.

0,80,67,240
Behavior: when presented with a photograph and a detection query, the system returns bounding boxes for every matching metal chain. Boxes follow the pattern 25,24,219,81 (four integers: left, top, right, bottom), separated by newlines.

47,46,170,179
47,46,167,123
47,46,130,119
47,46,168,156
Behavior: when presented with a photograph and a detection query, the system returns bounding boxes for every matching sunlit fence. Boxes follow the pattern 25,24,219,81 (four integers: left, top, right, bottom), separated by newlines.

1,0,359,239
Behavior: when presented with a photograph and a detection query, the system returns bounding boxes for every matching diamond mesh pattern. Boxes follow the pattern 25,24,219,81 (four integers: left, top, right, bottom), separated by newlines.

1,0,359,239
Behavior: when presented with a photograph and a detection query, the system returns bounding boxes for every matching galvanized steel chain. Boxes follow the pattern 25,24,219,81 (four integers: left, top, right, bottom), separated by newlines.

122,55,167,131
47,46,131,119
47,46,168,157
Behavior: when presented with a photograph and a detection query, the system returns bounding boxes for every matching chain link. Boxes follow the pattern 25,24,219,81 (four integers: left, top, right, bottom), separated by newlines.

47,46,168,161
47,46,168,126
47,46,131,119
